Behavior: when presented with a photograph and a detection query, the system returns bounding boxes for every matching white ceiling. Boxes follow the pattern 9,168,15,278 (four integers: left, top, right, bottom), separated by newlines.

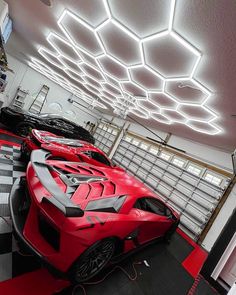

4,0,236,152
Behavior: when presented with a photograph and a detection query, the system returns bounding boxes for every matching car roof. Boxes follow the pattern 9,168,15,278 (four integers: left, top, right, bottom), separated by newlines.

7,107,76,124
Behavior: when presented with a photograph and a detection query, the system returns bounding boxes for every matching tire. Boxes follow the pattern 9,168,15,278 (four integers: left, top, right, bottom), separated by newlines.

164,220,179,244
15,122,35,137
69,238,116,283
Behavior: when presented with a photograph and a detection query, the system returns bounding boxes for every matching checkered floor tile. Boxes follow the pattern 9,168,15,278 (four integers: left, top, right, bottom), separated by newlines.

0,140,41,282
0,144,25,217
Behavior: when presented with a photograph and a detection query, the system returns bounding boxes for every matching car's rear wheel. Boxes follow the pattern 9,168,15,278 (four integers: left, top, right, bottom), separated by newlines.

69,238,116,283
15,122,35,137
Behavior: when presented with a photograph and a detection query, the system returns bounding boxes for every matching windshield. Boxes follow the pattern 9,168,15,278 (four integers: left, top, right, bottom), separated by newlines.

39,113,60,118
43,136,84,147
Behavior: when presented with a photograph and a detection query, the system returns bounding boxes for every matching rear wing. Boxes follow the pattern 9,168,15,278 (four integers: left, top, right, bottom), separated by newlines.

30,149,84,217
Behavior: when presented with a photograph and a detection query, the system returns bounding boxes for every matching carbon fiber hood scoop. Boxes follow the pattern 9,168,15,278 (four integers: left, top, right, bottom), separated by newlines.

60,174,107,187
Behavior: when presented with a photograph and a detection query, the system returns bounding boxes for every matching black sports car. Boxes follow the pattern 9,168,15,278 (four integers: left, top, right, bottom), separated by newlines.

0,107,95,144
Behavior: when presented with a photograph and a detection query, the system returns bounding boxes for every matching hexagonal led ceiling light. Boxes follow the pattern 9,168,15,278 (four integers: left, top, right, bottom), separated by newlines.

28,0,221,135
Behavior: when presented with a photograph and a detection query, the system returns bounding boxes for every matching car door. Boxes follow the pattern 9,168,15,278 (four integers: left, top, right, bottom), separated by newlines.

134,197,174,244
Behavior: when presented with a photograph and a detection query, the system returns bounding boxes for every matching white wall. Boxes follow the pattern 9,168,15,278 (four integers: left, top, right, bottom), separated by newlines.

1,54,101,127
168,135,233,172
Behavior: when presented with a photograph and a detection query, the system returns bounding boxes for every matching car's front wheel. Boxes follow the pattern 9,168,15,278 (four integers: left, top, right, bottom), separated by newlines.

69,238,116,283
15,122,35,137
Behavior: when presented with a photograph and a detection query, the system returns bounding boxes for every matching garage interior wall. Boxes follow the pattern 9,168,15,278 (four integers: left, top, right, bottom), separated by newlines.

0,54,101,126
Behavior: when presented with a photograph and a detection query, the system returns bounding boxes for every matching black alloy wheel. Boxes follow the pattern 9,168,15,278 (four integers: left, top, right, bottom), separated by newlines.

70,238,116,283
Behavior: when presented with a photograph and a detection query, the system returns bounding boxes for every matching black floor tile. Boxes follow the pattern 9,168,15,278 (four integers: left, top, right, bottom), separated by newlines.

167,232,194,263
0,204,10,216
0,150,13,156
12,251,41,278
133,243,194,295
0,158,13,165
194,277,219,295
0,133,22,144
0,232,12,254
13,165,26,172
0,184,12,193
0,169,13,177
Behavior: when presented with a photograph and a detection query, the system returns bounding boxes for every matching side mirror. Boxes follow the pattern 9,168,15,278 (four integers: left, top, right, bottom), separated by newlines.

166,213,173,220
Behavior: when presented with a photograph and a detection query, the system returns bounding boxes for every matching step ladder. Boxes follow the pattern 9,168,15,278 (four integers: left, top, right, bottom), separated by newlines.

28,84,49,114
11,86,29,109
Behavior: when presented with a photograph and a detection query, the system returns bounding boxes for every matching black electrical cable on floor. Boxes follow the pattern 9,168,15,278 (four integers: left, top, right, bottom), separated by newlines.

71,262,142,295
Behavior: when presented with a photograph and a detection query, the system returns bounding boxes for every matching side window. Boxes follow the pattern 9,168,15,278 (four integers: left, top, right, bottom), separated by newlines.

90,151,111,166
134,197,171,216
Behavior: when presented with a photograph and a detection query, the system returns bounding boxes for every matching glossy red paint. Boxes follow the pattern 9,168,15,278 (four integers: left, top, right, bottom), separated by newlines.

22,129,119,168
22,159,179,273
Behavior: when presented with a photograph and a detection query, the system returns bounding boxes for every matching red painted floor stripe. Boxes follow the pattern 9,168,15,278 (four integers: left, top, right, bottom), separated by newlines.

0,140,21,147
0,129,23,139
0,269,69,295
182,246,208,278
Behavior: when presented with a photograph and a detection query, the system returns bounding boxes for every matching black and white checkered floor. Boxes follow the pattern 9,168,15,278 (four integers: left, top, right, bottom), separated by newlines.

0,141,41,282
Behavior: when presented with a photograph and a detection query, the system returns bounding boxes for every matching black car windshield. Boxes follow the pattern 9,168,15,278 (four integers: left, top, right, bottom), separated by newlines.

43,136,84,147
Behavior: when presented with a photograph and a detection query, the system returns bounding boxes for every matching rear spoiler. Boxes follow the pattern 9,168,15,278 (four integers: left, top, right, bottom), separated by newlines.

30,149,84,218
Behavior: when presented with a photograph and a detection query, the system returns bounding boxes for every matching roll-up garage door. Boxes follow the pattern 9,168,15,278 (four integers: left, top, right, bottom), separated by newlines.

93,121,119,154
112,133,231,241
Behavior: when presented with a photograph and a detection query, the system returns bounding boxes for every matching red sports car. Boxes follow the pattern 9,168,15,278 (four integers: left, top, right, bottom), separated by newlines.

10,150,179,283
21,129,114,168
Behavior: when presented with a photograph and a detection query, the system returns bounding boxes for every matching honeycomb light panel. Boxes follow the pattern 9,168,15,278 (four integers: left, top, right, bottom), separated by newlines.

47,32,81,62
27,0,221,135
